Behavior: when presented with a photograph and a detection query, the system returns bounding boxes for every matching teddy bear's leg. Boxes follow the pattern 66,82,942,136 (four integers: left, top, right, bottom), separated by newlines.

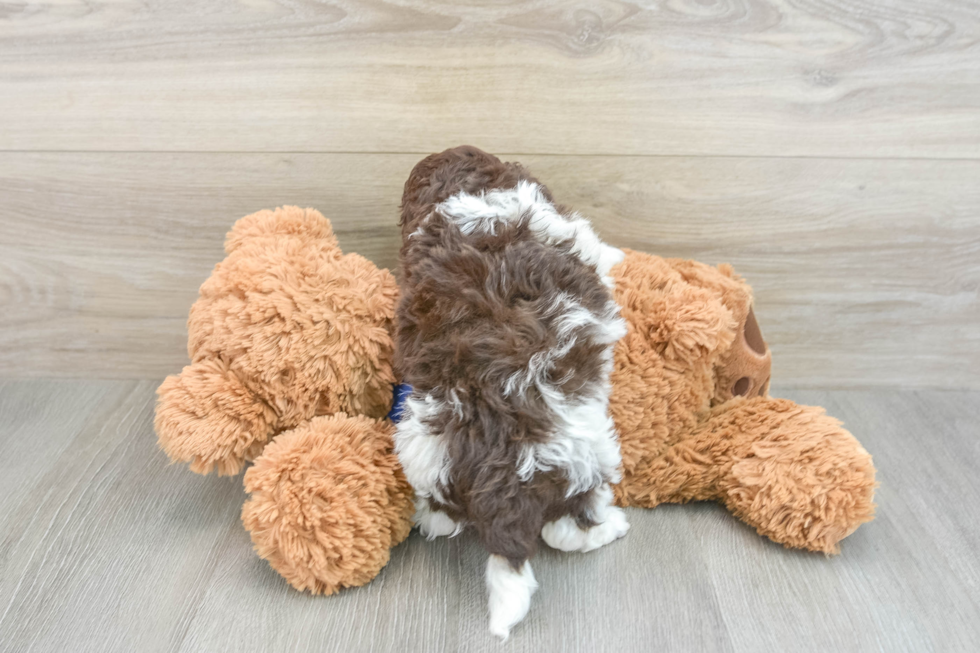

617,397,876,554
542,483,630,553
241,414,414,595
155,359,279,475
717,399,876,553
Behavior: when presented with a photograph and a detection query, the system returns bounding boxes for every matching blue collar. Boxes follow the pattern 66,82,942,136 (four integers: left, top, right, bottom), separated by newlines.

387,383,413,423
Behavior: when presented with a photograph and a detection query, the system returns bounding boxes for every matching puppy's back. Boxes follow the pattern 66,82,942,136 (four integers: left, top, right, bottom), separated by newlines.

394,146,627,639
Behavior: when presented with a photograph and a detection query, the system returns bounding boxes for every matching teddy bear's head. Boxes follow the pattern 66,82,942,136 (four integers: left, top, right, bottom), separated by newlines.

609,249,772,476
155,207,399,475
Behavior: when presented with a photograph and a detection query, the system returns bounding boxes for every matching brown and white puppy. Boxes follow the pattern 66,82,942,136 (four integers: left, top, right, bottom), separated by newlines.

394,146,628,639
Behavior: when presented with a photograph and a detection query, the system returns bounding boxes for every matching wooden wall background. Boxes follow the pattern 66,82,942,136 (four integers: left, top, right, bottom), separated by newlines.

1,0,978,387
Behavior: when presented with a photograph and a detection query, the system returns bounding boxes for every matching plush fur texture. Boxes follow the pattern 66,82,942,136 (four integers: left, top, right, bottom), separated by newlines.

154,207,414,594
395,146,629,638
155,206,398,475
609,250,877,553
241,414,413,595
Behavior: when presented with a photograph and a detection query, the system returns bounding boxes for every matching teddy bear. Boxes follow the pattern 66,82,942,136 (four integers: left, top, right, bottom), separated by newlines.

155,203,875,596
155,206,414,593
609,251,876,553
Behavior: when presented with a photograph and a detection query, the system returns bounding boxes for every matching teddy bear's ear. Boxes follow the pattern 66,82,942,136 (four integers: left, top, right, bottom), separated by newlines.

155,359,279,475
224,206,340,256
653,286,738,365
613,250,738,366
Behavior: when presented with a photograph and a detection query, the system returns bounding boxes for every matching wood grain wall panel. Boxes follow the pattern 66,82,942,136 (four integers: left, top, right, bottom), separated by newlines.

2,152,976,386
1,0,978,156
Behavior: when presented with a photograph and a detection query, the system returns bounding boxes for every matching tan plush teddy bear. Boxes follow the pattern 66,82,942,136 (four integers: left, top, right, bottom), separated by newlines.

155,206,413,594
155,203,875,598
610,251,876,553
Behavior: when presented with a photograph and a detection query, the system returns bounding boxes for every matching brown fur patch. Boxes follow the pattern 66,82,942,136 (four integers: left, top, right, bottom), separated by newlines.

397,147,615,567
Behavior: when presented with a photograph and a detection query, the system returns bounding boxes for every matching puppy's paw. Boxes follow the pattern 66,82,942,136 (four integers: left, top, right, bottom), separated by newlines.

587,505,630,550
414,498,462,539
541,515,589,552
542,508,630,553
418,509,461,539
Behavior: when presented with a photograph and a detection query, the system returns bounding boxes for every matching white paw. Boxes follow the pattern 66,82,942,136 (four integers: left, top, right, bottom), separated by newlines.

414,499,462,540
583,505,630,552
541,515,588,552
419,510,461,539
542,508,630,553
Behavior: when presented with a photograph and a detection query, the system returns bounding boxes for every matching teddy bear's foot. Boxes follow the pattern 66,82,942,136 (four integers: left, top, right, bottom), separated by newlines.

241,414,414,594
413,496,463,539
722,401,877,554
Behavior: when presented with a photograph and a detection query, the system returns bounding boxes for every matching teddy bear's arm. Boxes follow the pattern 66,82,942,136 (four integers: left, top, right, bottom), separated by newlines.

155,359,278,475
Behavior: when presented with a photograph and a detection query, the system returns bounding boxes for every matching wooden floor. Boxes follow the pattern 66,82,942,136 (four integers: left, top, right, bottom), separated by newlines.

0,380,977,653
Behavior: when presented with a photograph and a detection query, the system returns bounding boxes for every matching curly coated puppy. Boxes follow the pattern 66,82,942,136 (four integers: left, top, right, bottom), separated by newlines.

394,146,629,639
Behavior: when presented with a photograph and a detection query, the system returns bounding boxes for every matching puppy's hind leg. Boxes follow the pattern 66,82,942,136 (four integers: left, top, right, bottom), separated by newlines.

413,496,462,540
541,484,630,553
486,555,538,641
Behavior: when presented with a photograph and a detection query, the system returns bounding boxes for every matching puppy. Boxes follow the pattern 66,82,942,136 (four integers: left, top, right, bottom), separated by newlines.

394,146,629,640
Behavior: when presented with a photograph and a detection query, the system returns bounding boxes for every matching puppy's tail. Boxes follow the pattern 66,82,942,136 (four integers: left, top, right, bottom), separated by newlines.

486,554,538,641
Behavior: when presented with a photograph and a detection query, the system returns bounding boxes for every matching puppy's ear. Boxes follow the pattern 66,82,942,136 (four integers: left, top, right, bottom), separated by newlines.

155,359,278,475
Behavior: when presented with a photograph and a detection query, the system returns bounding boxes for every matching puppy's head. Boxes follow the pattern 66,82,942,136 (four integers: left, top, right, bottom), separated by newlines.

400,146,537,238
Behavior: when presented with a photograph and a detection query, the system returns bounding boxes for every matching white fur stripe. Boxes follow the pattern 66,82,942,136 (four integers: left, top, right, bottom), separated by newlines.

436,181,625,282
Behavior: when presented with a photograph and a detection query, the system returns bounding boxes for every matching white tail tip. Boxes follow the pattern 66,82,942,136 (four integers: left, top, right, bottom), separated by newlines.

486,554,538,640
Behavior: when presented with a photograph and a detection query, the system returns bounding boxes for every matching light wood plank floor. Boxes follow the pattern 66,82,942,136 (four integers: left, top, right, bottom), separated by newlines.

1,380,977,652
